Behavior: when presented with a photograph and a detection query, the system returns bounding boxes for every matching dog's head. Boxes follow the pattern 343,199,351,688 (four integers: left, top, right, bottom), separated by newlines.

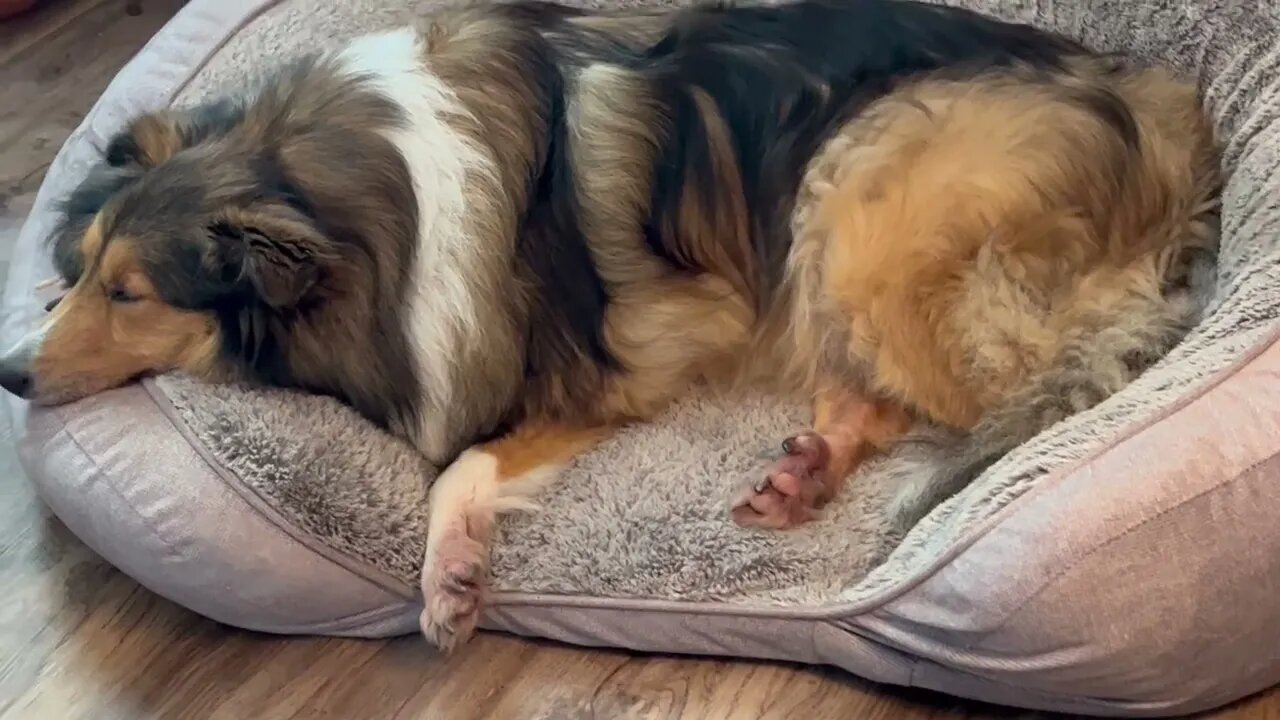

0,103,338,405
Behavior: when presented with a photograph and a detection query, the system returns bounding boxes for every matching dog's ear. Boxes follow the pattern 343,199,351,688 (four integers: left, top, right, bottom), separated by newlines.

105,112,186,169
105,100,243,169
207,206,331,310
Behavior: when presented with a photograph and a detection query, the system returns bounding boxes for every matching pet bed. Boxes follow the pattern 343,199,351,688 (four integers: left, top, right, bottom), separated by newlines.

5,0,1280,716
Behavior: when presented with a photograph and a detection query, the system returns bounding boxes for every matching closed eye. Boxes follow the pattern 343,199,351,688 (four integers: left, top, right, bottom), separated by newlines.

109,287,141,303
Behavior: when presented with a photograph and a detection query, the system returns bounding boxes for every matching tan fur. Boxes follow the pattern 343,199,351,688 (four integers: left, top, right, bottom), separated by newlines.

34,235,219,403
564,62,668,290
125,113,185,168
486,422,613,479
551,61,757,422
600,273,754,420
784,66,1218,430
813,387,912,482
78,214,106,265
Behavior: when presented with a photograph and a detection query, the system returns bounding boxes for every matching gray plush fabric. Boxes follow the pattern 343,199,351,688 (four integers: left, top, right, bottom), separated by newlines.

162,378,918,603
151,0,1280,607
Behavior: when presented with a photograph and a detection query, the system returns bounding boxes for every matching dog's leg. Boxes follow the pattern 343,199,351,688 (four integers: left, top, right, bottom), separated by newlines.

420,421,611,650
732,386,910,529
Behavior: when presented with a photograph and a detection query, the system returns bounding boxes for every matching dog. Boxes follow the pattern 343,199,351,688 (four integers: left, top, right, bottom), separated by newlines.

0,0,1219,650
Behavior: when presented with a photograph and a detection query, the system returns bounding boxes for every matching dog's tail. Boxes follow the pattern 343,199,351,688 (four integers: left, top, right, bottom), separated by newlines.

886,246,1213,535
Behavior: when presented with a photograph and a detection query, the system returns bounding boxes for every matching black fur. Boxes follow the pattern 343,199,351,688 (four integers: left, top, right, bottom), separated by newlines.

638,0,1091,299
514,47,621,383
482,6,623,392
51,166,136,282
501,0,1099,381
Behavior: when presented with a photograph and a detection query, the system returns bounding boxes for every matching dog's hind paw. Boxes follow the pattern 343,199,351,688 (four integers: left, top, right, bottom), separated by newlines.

731,431,832,529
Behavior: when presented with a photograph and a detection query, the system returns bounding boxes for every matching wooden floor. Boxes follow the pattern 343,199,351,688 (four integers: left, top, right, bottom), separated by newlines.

1,2,1279,718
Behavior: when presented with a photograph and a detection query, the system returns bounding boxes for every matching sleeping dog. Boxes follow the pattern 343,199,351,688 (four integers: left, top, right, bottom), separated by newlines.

0,0,1218,649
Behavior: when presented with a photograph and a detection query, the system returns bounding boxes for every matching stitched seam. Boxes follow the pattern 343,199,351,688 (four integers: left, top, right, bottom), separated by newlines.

142,379,418,600
262,602,414,636
165,1,287,103
43,400,418,632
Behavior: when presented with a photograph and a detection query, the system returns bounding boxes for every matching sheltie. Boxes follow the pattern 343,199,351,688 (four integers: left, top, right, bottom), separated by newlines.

0,0,1218,649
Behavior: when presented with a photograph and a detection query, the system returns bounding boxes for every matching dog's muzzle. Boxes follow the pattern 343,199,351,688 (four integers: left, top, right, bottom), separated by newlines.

0,331,40,399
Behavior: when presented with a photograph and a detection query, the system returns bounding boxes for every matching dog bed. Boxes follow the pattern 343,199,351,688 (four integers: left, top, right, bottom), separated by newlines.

4,0,1280,716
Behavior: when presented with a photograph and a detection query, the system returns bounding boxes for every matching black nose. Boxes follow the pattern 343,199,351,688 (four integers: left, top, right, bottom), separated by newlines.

0,365,32,398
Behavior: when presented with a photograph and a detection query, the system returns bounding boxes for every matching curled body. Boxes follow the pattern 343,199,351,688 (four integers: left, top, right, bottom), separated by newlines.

0,0,1218,648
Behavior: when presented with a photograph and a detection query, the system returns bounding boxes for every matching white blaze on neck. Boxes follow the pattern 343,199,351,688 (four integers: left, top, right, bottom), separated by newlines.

336,29,497,462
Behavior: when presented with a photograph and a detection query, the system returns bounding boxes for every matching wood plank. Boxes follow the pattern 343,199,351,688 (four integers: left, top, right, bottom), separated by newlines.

0,0,187,261
0,0,108,67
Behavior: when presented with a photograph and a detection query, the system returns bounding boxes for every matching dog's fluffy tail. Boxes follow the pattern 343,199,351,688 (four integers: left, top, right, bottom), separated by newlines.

886,247,1214,535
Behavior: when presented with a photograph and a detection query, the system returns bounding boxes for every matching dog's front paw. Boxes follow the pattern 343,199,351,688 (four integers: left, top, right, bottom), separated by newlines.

420,525,488,652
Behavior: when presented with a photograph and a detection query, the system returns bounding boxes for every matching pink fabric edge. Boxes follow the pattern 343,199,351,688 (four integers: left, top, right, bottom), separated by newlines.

142,378,419,601
28,383,419,636
482,603,1222,717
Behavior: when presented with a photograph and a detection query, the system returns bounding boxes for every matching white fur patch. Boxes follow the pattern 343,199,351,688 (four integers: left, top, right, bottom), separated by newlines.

336,30,497,462
431,447,566,515
425,449,564,558
426,450,501,547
